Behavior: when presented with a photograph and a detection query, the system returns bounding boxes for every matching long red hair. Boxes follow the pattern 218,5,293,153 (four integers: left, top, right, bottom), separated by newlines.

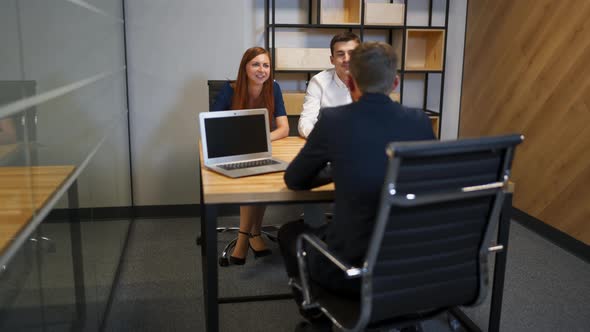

231,47,275,120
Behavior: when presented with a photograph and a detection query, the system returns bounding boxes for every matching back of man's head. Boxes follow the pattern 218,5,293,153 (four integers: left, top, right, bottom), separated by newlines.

349,42,398,95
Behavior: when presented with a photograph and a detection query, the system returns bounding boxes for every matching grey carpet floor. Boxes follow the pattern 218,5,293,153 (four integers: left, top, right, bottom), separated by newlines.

103,205,589,332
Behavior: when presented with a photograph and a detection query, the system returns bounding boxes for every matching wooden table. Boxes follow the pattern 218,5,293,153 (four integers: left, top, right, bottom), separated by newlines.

0,165,76,255
0,164,88,329
199,136,513,332
201,137,333,204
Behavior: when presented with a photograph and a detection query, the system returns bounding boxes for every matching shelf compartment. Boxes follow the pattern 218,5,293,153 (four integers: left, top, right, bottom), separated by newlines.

428,113,440,138
365,3,405,26
275,48,332,71
405,29,445,71
282,92,306,115
320,0,361,25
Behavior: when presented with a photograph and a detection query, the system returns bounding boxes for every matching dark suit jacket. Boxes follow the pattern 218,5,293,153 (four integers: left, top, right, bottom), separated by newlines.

284,93,436,296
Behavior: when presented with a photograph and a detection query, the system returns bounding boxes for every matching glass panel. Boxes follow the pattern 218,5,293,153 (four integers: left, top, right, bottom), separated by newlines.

85,0,124,20
0,0,23,83
0,229,43,331
0,1,130,331
16,0,125,98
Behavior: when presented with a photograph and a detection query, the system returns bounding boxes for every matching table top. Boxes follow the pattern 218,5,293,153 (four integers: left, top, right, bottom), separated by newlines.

200,136,334,205
0,165,76,254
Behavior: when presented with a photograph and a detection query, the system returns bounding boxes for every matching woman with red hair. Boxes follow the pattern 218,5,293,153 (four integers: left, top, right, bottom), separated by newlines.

211,47,289,264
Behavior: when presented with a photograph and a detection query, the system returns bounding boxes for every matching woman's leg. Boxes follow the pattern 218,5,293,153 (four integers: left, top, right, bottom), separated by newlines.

232,205,266,259
248,205,269,252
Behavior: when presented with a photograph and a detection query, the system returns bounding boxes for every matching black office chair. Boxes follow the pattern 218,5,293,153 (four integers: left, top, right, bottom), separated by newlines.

290,134,523,331
196,80,281,266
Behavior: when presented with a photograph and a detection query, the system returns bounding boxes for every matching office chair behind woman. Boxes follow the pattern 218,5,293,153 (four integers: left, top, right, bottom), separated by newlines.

210,47,289,265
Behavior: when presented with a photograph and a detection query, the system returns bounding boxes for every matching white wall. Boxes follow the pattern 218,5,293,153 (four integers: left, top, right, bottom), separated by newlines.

125,0,466,205
125,0,262,205
441,0,467,139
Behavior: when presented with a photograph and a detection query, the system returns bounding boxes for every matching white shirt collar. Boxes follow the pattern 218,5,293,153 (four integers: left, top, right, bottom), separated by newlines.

332,70,349,89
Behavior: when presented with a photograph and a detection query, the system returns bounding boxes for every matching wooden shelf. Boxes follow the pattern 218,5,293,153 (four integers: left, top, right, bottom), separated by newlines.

283,92,306,115
271,23,407,30
320,0,361,25
365,3,404,26
267,3,448,140
405,29,445,71
275,48,332,71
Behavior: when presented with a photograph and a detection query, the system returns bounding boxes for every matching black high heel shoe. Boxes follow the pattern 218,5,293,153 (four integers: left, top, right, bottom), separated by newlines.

249,233,272,258
229,231,250,265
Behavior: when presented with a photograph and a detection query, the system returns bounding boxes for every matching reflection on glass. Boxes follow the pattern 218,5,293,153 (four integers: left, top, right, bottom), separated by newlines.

0,0,131,331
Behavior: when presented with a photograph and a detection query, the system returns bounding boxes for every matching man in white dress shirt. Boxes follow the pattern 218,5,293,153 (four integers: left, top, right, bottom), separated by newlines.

298,32,360,138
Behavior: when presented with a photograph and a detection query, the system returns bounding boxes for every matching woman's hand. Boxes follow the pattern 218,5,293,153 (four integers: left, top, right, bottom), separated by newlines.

270,116,289,141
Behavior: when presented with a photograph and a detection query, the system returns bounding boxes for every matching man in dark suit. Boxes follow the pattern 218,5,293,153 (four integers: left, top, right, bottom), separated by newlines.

278,41,435,329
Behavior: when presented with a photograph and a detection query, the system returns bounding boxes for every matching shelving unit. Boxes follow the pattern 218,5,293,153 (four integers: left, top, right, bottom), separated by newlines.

405,29,445,71
265,0,449,137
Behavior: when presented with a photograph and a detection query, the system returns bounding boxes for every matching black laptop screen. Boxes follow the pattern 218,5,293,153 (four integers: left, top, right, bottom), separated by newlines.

204,114,268,158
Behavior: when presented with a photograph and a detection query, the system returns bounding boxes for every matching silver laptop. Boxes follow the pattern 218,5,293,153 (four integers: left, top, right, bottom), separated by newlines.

199,108,288,178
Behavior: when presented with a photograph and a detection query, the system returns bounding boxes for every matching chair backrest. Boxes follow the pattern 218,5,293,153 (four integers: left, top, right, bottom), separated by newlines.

361,134,523,325
207,80,229,109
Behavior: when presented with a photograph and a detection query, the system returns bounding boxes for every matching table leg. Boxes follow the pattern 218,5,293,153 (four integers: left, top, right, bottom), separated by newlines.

201,204,219,332
68,180,86,329
488,192,513,332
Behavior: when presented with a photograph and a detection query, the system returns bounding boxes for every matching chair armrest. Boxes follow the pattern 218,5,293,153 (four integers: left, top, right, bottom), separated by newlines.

295,233,363,308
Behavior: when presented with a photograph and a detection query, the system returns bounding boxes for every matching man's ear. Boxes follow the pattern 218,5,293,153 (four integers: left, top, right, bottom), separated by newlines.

392,75,400,91
330,55,335,66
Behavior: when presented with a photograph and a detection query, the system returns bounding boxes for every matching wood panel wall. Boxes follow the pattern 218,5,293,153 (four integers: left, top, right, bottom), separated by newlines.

460,0,590,244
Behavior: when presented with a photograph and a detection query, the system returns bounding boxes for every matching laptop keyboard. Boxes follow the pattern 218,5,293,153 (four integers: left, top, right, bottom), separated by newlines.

218,159,280,170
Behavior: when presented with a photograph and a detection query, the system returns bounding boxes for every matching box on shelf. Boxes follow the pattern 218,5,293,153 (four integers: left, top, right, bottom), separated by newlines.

365,3,404,26
275,48,332,71
405,29,445,71
320,0,361,24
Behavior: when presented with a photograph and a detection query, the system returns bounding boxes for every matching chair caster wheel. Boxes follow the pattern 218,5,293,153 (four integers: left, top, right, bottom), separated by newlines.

447,313,462,331
196,236,202,246
219,257,229,267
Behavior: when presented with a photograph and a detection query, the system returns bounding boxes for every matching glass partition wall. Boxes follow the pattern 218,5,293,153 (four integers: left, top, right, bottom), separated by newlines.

0,1,131,331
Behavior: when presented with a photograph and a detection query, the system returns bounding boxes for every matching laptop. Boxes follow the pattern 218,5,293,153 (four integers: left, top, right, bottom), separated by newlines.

199,108,288,178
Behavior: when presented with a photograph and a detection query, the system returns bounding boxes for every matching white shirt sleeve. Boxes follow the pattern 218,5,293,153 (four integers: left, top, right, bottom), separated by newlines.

298,76,322,138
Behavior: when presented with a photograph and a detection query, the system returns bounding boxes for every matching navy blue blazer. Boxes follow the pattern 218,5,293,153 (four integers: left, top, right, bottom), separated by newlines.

284,93,436,295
